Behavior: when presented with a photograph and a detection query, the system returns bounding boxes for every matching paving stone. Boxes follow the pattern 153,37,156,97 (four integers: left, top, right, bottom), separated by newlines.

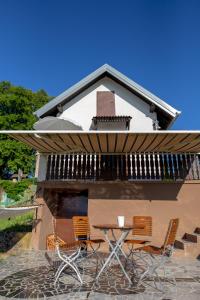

0,250,200,299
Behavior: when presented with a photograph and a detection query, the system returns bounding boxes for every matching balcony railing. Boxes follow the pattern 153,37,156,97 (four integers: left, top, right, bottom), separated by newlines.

46,153,200,181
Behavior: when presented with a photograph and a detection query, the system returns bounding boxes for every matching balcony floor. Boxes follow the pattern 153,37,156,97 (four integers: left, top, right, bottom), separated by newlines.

0,250,200,299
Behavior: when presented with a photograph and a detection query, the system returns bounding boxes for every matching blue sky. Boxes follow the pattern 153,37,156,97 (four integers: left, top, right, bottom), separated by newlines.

0,0,200,129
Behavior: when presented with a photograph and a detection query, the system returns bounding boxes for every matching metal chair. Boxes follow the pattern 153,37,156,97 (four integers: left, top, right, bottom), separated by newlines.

133,218,179,291
51,218,84,285
54,240,83,285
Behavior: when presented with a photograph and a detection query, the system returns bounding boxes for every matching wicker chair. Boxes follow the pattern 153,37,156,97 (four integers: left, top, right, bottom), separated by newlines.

48,218,84,285
46,234,67,250
54,239,83,285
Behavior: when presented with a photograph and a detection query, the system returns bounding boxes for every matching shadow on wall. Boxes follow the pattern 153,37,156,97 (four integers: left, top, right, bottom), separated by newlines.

43,189,88,217
89,182,183,201
43,189,58,216
41,182,183,203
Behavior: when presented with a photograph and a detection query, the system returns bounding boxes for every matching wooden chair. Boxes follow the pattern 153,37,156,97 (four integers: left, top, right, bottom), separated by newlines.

134,218,179,291
72,216,104,247
136,218,179,255
72,216,105,270
125,216,152,246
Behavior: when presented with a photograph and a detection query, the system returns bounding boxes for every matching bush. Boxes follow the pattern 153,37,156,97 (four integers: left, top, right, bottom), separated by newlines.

0,178,36,201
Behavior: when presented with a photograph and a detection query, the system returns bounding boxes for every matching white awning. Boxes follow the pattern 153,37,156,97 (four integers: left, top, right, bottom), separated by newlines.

0,205,39,219
33,116,83,131
2,130,200,153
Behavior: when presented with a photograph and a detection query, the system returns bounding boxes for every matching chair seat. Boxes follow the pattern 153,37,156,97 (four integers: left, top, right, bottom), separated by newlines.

135,244,163,255
82,239,105,244
46,234,82,251
61,240,82,250
125,239,150,245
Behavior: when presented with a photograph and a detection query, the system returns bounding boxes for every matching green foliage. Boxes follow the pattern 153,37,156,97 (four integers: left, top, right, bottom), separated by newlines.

0,211,33,232
0,178,36,201
0,81,50,177
0,139,35,175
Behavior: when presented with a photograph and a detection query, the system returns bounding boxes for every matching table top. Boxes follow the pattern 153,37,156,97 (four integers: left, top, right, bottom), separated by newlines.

93,224,135,230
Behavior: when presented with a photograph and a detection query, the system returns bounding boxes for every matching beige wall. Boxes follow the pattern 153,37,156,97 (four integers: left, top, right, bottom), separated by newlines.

89,183,199,247
32,181,200,256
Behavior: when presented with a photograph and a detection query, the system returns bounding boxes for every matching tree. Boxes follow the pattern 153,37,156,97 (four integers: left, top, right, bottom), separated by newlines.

0,81,50,178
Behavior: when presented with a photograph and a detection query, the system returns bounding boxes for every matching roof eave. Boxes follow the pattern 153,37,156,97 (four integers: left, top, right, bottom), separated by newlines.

34,64,181,121
34,64,108,118
166,111,182,129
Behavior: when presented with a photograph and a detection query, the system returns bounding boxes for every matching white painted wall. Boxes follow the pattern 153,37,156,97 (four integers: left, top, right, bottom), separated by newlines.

37,154,47,182
60,77,157,131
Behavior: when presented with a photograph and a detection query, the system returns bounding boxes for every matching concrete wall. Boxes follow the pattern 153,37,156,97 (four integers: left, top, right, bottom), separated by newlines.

32,181,200,257
60,77,157,131
31,187,54,250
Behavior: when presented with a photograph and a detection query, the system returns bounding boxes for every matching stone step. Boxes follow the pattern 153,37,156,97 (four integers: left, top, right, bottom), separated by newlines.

182,233,197,243
175,242,200,258
194,227,200,235
174,239,184,250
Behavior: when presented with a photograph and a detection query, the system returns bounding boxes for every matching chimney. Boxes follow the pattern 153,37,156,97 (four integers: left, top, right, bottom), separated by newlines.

96,91,115,116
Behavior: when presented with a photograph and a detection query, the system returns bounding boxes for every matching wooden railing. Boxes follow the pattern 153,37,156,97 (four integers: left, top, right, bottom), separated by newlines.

46,153,200,181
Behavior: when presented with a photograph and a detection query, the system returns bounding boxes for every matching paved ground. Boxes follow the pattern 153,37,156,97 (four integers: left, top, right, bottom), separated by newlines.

0,250,200,299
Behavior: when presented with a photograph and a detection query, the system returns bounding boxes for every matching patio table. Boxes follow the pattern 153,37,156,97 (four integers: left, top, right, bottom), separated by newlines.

93,224,136,284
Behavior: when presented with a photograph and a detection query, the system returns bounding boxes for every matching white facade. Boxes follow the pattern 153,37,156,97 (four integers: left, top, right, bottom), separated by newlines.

60,77,157,131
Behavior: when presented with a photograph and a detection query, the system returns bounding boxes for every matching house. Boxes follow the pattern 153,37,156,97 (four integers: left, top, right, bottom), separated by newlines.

5,64,200,255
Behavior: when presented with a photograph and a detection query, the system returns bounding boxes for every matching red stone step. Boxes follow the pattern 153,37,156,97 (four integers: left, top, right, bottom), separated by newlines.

194,228,200,235
174,240,184,250
182,233,197,243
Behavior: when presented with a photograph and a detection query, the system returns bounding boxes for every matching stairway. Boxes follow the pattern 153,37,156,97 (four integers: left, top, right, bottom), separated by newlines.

174,227,200,259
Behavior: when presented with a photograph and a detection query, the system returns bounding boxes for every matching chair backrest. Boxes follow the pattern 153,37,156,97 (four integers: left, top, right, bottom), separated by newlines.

46,234,67,250
72,216,90,240
163,218,179,250
133,216,152,236
47,217,66,250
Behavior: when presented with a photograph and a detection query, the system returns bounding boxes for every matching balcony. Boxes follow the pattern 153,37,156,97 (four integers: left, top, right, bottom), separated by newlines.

46,153,200,181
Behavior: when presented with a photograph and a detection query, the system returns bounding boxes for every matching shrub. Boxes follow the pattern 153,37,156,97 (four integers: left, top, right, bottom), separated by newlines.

0,178,36,201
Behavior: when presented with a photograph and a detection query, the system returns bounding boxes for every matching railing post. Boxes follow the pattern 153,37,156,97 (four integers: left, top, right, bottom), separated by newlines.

38,154,48,181
45,152,200,182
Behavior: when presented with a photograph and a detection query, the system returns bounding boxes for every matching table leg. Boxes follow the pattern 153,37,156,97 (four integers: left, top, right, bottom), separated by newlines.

111,229,128,259
96,230,132,284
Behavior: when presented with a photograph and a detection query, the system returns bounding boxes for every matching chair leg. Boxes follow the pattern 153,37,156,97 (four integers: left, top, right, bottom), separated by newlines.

54,261,65,279
54,259,83,285
55,246,83,286
134,253,170,293
124,244,134,270
90,244,104,266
